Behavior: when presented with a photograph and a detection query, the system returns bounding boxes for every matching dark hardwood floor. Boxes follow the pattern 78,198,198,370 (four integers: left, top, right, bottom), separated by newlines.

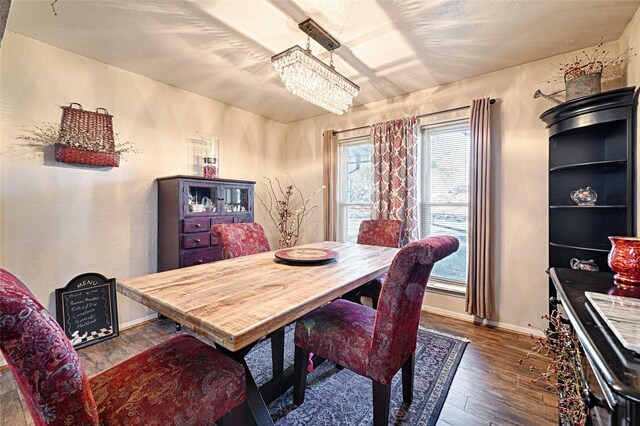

0,312,557,426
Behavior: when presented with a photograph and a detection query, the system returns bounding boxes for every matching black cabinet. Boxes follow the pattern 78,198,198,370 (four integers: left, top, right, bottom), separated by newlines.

541,87,637,310
550,268,640,426
157,175,255,272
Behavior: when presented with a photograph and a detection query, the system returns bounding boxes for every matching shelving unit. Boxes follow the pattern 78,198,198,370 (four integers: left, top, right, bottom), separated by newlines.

157,175,255,271
540,87,637,312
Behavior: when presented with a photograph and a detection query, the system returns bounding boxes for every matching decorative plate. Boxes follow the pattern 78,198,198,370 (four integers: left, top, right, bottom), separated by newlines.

274,248,340,264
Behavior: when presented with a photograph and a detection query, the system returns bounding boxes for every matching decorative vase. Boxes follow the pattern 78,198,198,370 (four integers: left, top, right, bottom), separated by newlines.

565,62,602,101
608,236,640,286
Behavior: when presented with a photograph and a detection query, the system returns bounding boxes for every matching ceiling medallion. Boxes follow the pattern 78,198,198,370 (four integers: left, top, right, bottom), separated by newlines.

271,18,359,115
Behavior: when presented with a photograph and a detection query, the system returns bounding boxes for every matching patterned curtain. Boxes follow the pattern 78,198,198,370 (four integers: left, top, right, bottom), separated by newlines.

371,117,418,244
465,98,493,319
323,130,339,241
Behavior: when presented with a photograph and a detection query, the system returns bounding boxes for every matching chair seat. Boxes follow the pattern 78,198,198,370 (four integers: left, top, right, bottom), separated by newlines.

90,334,245,425
295,299,376,379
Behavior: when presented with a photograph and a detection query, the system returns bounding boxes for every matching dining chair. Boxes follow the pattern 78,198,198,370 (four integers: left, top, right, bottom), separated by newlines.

210,221,285,376
293,236,459,426
211,222,271,259
0,269,246,426
343,219,404,309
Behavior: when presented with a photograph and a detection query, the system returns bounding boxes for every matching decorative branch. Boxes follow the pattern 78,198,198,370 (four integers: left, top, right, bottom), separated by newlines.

520,312,588,426
17,122,140,158
256,175,324,249
548,38,635,83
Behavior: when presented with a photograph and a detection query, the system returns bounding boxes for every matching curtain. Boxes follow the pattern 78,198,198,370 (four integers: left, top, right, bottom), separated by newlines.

323,130,339,241
0,0,11,47
371,117,418,245
465,98,493,319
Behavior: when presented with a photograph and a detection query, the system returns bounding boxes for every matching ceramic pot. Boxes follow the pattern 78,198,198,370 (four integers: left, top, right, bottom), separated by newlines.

608,236,640,286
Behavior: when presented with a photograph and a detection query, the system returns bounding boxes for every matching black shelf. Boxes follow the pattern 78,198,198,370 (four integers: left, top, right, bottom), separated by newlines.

549,205,626,209
549,242,610,253
549,159,626,172
541,87,636,325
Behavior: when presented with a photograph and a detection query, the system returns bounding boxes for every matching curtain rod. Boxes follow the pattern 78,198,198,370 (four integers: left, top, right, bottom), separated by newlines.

335,98,496,135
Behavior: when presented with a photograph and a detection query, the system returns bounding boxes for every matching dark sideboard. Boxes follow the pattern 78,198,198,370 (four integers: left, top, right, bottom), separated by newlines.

550,267,640,425
157,175,255,272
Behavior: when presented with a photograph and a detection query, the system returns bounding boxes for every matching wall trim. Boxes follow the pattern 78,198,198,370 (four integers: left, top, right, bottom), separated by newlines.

423,305,544,337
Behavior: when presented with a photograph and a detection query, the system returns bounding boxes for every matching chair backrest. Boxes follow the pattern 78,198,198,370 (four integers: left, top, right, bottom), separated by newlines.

0,269,99,425
356,219,404,248
368,236,459,382
210,222,270,259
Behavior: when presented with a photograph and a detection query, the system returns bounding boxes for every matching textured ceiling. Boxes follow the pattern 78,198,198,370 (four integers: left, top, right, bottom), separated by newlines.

6,0,640,123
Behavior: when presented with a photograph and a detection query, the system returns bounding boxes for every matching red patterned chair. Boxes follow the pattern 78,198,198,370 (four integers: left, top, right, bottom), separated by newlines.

210,222,270,259
0,269,246,426
343,219,404,309
293,236,459,426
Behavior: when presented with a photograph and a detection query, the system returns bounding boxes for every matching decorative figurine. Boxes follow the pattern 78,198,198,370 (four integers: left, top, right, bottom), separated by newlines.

570,258,599,272
570,187,597,206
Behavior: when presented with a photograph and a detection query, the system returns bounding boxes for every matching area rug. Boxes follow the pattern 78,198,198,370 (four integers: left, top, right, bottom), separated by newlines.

245,326,468,425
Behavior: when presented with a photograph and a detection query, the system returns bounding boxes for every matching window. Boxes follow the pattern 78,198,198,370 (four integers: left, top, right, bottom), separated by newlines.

338,137,372,242
419,120,470,289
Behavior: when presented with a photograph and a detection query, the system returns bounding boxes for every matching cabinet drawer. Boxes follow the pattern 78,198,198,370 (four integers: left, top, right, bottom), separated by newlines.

183,218,210,233
182,232,210,249
233,215,253,223
211,217,234,225
181,247,221,267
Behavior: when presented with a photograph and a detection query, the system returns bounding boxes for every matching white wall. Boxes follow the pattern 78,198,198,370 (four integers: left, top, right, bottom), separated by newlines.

283,41,629,333
0,32,286,325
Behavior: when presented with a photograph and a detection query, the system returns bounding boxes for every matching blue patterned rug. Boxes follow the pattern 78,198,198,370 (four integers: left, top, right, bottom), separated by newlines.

245,326,468,426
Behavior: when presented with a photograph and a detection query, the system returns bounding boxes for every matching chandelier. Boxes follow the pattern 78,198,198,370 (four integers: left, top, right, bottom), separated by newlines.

271,19,359,115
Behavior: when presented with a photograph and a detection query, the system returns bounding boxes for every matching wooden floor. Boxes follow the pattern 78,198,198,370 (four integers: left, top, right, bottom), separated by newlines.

0,312,557,426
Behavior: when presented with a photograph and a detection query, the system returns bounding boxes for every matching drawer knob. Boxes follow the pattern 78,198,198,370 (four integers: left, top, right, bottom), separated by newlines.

193,238,201,243
197,259,204,264
195,223,202,228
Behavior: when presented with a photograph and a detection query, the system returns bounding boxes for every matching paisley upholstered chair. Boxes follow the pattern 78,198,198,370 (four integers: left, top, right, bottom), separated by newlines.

293,236,459,426
210,221,285,376
210,222,270,259
343,219,404,309
0,269,246,426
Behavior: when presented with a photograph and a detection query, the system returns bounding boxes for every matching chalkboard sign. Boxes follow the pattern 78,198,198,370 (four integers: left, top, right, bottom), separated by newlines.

55,273,119,349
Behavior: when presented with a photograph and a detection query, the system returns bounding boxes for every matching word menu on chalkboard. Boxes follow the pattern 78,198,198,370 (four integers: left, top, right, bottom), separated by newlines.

55,273,119,349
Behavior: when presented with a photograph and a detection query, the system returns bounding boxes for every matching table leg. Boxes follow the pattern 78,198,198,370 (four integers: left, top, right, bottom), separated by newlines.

270,328,285,376
218,344,275,426
241,358,275,426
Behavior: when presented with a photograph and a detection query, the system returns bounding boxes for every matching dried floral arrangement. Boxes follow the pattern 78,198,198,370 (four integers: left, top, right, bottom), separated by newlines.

18,123,139,158
256,176,325,249
549,39,635,83
520,312,588,426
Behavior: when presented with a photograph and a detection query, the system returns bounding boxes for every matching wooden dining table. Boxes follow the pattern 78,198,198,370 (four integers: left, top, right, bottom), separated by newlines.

117,241,399,425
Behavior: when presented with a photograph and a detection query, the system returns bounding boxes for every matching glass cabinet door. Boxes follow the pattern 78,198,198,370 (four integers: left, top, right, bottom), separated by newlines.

185,183,217,214
224,187,249,213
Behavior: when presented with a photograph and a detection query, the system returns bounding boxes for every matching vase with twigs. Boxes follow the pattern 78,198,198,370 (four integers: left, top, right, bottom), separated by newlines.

256,176,324,249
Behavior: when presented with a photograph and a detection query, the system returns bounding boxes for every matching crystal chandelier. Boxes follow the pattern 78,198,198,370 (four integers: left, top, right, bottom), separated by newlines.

271,19,359,115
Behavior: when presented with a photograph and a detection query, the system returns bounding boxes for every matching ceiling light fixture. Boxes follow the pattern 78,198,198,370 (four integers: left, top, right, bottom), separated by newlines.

271,18,359,115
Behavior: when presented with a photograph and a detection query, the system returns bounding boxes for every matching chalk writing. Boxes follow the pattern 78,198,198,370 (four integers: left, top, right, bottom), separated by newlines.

55,273,119,349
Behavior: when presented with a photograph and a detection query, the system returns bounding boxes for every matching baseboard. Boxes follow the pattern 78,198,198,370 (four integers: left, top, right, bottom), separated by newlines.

423,305,544,337
0,313,159,369
119,313,158,330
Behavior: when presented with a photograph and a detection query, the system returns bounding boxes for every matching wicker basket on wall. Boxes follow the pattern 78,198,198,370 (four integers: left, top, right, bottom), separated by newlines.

55,103,120,167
